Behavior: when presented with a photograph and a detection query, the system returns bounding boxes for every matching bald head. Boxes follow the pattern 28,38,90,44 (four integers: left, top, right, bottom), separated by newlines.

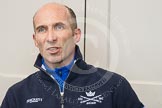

33,2,77,32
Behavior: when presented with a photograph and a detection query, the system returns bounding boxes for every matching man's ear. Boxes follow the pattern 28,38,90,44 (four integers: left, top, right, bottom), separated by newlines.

73,28,81,43
33,34,38,47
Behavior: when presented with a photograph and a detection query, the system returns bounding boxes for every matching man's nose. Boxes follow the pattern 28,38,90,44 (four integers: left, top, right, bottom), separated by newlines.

47,29,57,42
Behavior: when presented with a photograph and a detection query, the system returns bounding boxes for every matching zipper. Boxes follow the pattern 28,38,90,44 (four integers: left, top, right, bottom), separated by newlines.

60,92,64,108
34,58,80,108
60,58,80,108
50,75,65,108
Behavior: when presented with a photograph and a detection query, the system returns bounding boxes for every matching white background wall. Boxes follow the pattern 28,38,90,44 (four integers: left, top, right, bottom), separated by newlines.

109,0,162,107
0,0,162,107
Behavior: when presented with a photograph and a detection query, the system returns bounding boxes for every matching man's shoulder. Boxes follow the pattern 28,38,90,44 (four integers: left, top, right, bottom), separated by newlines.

8,71,41,92
96,67,123,78
95,67,128,85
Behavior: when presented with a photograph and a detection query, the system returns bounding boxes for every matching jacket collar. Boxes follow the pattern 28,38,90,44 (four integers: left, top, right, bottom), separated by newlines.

34,45,97,83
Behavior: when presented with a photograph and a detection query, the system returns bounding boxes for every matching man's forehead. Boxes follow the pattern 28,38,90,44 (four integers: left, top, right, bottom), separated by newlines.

33,3,69,22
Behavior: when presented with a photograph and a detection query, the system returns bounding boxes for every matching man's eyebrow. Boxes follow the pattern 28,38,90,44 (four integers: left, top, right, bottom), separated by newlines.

35,25,46,31
54,22,66,26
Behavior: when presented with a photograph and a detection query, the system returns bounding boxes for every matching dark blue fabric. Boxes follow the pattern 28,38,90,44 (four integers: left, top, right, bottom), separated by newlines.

42,57,75,92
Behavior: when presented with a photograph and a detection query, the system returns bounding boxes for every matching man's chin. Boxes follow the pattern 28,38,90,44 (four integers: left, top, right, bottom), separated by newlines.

46,54,63,63
49,59,65,66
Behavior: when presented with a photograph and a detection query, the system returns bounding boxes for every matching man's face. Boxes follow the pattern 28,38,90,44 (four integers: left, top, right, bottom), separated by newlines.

33,4,81,68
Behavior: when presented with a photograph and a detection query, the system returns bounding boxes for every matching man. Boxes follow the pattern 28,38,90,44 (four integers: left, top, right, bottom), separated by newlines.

1,2,144,108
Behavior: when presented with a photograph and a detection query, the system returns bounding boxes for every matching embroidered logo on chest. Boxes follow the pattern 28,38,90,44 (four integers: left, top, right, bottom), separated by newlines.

26,98,43,103
78,91,104,105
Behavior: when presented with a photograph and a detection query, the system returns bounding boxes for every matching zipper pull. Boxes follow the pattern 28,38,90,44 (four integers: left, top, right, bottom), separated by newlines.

60,92,64,108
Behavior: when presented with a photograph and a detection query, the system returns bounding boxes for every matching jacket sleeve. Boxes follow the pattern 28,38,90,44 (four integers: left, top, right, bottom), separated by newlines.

1,88,17,108
113,77,144,108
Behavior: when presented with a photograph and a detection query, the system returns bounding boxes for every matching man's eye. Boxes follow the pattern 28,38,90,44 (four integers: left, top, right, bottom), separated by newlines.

37,27,46,33
55,24,64,30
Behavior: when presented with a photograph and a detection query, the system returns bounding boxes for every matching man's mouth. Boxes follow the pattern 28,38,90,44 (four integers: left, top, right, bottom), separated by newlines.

46,47,61,54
